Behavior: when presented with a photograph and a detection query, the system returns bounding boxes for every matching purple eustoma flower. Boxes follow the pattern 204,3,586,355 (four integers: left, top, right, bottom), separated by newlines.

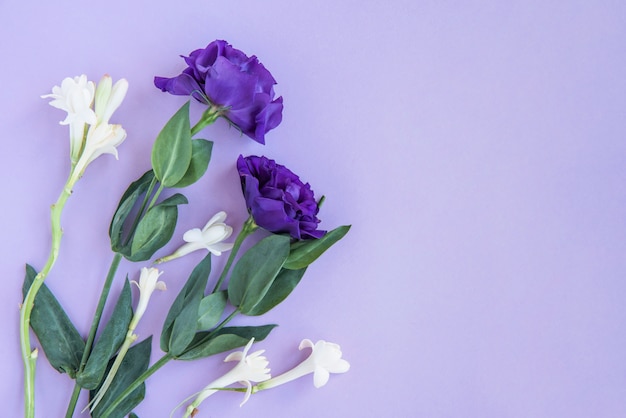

237,155,325,240
154,40,283,144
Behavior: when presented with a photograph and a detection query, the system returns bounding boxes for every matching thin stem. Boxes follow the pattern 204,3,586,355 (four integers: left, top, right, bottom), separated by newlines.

147,183,165,212
100,353,173,417
20,176,76,418
65,252,124,417
211,216,257,293
64,383,82,418
191,106,221,137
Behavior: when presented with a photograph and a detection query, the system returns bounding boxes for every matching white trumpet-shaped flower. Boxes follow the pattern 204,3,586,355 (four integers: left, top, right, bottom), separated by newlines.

156,211,234,263
183,339,271,417
257,339,350,390
131,267,166,327
42,75,97,163
94,75,129,125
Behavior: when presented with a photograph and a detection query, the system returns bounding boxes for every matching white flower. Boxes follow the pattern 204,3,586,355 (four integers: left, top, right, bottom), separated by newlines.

42,75,97,126
184,339,271,416
131,267,166,327
258,339,350,390
42,75,97,162
156,211,234,263
94,75,129,125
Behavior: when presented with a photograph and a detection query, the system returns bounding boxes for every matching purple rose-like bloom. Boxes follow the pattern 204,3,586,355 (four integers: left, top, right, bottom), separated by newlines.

237,155,325,240
154,40,283,144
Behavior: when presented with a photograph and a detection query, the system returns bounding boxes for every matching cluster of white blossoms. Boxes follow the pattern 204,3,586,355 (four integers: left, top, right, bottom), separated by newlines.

42,74,128,182
182,338,350,417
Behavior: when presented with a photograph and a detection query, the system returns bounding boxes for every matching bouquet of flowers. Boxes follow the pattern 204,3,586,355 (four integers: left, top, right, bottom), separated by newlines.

19,40,350,418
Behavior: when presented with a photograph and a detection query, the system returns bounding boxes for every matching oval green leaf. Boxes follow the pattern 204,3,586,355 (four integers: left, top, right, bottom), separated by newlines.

151,101,192,187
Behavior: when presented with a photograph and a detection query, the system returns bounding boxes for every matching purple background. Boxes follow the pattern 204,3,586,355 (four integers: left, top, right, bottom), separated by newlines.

2,1,626,417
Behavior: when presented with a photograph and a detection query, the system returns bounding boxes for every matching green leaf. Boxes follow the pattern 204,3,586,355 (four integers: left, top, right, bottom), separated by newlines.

283,225,351,270
161,254,211,355
109,170,155,255
244,268,307,316
128,193,188,262
129,414,139,418
228,234,291,314
151,101,193,187
77,280,133,390
197,291,227,330
22,265,85,378
177,325,277,361
172,139,213,188
90,337,152,418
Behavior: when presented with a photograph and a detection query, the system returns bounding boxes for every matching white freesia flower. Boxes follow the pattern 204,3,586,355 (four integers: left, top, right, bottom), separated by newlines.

258,339,350,390
156,211,234,263
42,75,97,163
183,339,271,417
131,267,166,327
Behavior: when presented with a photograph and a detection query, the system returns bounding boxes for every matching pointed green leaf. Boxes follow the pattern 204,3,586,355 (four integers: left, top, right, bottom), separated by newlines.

151,101,193,187
172,139,213,188
283,225,351,270
109,170,155,255
228,234,291,314
197,291,227,330
77,280,133,389
90,337,152,418
161,254,211,355
22,265,85,378
244,268,307,316
128,193,188,262
177,325,277,361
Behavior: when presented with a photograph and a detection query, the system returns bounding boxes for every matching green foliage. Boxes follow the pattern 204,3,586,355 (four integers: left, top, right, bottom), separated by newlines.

22,265,85,378
109,170,155,255
151,102,193,187
283,225,351,270
197,291,227,331
127,193,188,262
161,255,211,356
77,280,133,390
176,325,277,361
172,139,213,188
228,234,291,314
90,337,152,418
244,267,307,316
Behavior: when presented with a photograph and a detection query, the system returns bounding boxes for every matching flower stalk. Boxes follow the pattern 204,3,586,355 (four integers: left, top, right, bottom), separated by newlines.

211,215,257,293
20,174,77,418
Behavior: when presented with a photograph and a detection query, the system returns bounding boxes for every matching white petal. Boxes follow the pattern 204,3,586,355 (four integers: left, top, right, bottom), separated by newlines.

313,368,330,388
202,211,228,231
299,339,314,351
183,228,203,243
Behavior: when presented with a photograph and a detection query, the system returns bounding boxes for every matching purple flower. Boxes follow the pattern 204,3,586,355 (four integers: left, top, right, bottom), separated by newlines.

154,40,283,144
237,155,325,240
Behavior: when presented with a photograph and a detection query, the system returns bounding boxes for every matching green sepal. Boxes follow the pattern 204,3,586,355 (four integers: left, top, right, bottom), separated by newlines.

128,193,188,262
77,279,133,390
197,290,227,331
244,267,307,316
161,254,211,356
171,139,213,188
22,264,85,378
176,325,277,361
89,337,152,418
283,225,351,270
228,234,291,315
151,101,192,187
109,170,155,255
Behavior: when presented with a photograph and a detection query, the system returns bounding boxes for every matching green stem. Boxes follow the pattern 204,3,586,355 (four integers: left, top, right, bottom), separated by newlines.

20,176,76,418
211,216,257,293
123,176,158,247
65,252,123,417
64,383,82,418
100,353,173,418
190,106,221,137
